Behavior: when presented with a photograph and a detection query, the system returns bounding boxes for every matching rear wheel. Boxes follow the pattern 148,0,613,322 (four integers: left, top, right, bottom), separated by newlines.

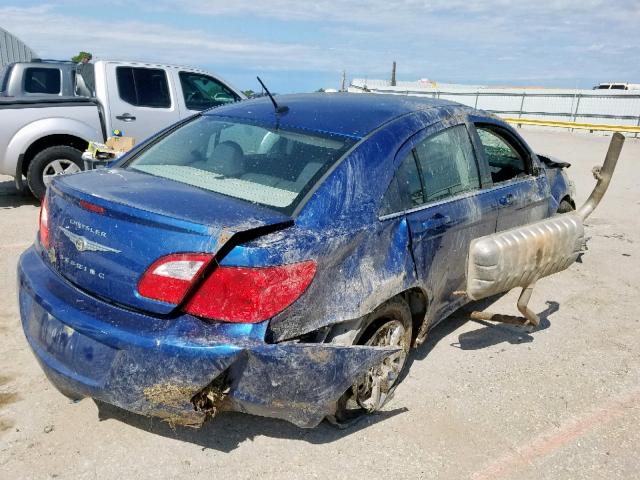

27,146,83,200
331,297,412,424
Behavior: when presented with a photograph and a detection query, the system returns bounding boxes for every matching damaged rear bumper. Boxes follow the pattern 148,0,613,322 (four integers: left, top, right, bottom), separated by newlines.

18,247,396,428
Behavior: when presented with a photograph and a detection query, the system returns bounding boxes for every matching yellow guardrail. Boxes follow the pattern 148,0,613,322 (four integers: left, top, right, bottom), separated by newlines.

503,117,640,134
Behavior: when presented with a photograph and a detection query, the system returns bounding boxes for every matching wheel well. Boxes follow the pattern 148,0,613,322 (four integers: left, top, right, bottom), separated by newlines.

402,288,428,344
21,135,88,176
357,289,429,344
321,288,429,347
353,289,428,347
561,195,576,209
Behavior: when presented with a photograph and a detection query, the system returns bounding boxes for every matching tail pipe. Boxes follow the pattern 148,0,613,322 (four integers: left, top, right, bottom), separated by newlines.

465,133,625,330
577,132,625,220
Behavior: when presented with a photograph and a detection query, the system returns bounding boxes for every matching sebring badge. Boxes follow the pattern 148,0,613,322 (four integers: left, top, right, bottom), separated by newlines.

59,227,121,253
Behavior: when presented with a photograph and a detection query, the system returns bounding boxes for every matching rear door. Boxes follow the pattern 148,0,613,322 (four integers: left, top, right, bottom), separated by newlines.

382,121,499,319
105,64,180,141
472,123,551,231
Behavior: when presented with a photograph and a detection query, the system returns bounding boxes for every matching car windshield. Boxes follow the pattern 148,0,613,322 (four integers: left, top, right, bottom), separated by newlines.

126,116,356,214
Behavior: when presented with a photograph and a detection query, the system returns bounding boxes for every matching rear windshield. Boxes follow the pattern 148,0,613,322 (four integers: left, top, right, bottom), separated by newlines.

126,116,356,215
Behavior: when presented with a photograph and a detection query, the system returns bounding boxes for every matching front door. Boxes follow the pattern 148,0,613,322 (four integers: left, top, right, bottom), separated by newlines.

473,125,551,231
105,64,180,142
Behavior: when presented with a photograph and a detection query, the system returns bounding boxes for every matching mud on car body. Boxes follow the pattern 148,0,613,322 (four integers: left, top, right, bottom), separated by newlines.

18,93,574,427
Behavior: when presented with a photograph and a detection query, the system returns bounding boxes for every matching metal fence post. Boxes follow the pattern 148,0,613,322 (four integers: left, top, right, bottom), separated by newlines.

474,92,479,109
518,93,526,118
572,94,582,123
568,93,582,132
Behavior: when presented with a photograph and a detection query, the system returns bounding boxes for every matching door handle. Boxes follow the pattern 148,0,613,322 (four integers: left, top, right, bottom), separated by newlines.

115,113,136,122
420,215,451,231
499,193,514,207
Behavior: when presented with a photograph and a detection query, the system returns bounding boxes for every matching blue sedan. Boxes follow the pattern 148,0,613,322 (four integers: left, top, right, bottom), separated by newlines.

18,93,574,427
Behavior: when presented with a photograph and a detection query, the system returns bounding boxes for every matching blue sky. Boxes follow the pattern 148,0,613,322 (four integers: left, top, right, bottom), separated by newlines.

1,1,639,93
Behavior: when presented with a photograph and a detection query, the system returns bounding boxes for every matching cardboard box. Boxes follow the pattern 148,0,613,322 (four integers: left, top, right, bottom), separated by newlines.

105,136,136,152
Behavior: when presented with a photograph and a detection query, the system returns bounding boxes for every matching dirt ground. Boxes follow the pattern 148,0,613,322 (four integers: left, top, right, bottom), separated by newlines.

0,128,639,480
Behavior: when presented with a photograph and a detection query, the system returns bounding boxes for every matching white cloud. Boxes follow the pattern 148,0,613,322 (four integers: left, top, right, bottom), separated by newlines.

1,1,639,88
155,0,640,27
0,5,340,71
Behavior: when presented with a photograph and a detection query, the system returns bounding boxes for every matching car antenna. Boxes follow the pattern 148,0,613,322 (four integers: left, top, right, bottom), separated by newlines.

257,76,289,114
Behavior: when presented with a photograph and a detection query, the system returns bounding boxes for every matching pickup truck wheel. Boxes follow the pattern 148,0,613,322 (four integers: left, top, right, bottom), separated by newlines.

329,297,412,425
27,146,83,200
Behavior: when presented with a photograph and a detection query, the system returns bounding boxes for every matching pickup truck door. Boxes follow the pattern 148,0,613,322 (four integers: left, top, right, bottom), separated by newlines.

105,64,181,142
382,121,498,320
472,124,551,232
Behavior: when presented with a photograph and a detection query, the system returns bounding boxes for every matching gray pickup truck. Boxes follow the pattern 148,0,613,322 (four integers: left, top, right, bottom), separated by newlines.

0,59,245,199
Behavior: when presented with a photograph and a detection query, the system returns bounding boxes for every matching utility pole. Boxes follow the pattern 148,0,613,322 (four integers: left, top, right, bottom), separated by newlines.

391,61,397,86
340,70,346,92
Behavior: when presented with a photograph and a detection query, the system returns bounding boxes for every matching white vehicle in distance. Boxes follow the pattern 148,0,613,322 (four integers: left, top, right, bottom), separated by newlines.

0,60,245,199
593,82,640,90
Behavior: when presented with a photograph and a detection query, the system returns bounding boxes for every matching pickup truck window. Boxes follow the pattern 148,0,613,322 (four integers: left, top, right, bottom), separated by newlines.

179,71,239,111
116,67,171,108
24,68,61,94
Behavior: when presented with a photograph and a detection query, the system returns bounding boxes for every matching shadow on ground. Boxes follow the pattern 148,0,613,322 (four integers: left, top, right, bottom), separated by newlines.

95,400,407,452
453,300,559,350
94,296,561,451
0,180,38,209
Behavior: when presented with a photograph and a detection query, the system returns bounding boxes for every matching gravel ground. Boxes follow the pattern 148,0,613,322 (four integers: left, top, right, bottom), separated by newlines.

0,128,638,479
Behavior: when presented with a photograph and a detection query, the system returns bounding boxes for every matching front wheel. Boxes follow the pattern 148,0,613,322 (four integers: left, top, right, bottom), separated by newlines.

331,297,413,423
27,146,83,200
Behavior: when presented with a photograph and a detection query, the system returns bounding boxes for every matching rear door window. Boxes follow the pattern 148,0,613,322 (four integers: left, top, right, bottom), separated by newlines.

179,71,239,110
24,68,61,94
116,67,171,108
476,127,528,183
380,152,423,215
414,125,480,202
380,124,480,215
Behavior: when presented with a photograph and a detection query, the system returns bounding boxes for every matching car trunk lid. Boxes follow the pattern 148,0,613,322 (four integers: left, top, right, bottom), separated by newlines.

45,168,292,315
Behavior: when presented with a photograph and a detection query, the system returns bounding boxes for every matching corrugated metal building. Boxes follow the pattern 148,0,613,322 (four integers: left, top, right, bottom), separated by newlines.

0,26,37,68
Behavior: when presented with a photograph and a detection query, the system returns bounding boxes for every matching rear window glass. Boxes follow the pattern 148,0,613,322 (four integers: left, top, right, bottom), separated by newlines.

24,68,61,94
116,67,171,108
126,116,356,214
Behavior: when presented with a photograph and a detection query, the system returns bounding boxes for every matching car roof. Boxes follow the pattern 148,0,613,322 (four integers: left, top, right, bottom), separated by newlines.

205,93,461,139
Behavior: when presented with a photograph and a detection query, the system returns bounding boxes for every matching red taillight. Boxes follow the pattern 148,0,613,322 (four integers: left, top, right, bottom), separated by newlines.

39,197,50,249
185,261,316,323
138,253,213,304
